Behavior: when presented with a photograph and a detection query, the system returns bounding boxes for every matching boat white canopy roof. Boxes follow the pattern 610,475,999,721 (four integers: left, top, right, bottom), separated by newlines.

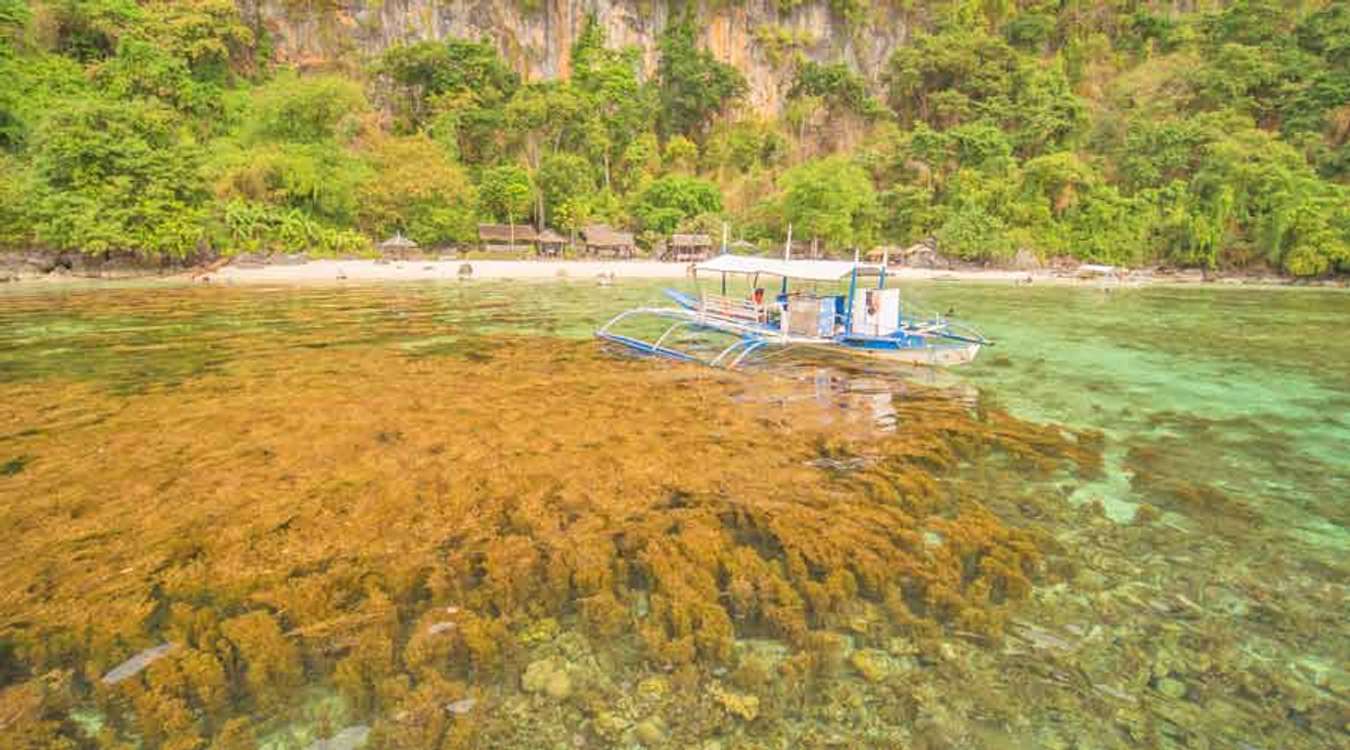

695,254,883,282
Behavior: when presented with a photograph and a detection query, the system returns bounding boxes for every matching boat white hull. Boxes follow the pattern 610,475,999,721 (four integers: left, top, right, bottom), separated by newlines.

597,307,985,369
811,342,982,367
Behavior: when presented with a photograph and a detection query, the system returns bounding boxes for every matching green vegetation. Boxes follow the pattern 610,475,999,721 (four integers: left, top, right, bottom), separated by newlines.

0,0,1344,275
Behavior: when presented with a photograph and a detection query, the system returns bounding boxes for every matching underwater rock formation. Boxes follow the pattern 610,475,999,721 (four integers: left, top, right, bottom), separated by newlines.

306,724,371,750
100,643,179,685
0,336,1164,747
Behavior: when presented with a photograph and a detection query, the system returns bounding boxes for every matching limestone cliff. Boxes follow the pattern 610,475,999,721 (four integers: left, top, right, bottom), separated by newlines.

242,0,911,114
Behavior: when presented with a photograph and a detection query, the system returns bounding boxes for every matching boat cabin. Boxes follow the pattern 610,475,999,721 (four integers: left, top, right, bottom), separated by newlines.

691,254,901,341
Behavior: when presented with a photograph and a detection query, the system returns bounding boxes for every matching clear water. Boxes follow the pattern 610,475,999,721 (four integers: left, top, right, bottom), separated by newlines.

911,283,1350,545
0,280,1345,749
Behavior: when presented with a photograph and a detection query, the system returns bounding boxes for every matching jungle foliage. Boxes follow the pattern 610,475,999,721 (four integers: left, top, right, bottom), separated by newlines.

0,0,1344,275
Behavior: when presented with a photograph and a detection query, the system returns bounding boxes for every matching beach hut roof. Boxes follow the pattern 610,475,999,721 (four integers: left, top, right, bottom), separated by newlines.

867,245,906,260
583,225,635,247
477,224,539,243
379,232,418,249
670,233,712,247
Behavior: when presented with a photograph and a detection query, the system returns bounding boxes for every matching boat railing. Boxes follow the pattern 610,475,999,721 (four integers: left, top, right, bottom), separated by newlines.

699,292,765,324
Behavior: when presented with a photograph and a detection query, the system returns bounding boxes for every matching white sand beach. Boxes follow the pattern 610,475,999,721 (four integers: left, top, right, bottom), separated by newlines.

203,258,1157,285
208,259,692,283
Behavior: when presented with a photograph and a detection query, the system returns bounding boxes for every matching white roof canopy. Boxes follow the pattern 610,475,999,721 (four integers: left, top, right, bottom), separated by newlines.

695,254,883,282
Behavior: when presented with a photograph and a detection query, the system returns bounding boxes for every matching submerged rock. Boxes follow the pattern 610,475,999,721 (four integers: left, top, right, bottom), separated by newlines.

427,621,456,635
592,711,628,741
634,716,666,746
305,725,370,750
100,642,178,685
1156,677,1187,699
522,657,573,700
708,682,759,722
635,675,668,703
849,649,893,683
445,698,477,716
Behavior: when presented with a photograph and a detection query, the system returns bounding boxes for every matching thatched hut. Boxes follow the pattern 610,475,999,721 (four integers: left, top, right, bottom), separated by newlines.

788,238,820,259
379,232,419,259
897,242,943,269
582,225,636,258
536,229,566,257
666,233,713,262
867,246,903,266
477,224,538,253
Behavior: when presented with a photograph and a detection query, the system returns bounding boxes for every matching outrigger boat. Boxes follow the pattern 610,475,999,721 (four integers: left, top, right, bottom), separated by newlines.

596,249,990,369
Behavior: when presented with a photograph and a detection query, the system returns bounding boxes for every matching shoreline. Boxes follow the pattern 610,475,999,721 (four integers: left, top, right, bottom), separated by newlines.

163,259,1350,289
2,257,1344,289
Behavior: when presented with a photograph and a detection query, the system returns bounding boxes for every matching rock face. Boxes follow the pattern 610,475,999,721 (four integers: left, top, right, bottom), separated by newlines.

0,251,187,281
243,0,910,114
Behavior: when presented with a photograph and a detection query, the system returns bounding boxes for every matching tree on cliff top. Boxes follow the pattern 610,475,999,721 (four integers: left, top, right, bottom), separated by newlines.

571,14,654,188
656,16,746,140
379,38,520,131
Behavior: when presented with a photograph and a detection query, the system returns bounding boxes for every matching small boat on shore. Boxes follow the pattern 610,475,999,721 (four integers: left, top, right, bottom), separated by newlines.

596,250,989,369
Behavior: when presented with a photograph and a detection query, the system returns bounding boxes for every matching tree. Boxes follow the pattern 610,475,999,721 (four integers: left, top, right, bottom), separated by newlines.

663,135,698,173
0,0,30,56
378,38,519,130
883,27,1019,129
478,164,534,226
29,96,208,256
502,82,593,224
778,156,879,250
631,173,722,234
358,134,477,246
615,133,661,194
571,14,654,188
703,119,787,174
46,0,142,63
935,202,1011,261
789,61,884,118
208,141,369,224
536,152,595,227
138,0,255,84
95,37,220,119
246,72,368,144
656,17,746,139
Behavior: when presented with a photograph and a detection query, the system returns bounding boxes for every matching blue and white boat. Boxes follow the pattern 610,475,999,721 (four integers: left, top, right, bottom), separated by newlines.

596,251,989,369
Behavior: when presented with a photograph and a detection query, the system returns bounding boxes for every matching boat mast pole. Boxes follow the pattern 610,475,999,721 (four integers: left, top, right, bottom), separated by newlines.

721,221,729,296
782,223,792,294
843,267,857,336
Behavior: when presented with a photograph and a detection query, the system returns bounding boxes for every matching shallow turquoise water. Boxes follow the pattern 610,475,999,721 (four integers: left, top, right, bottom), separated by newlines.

901,284,1350,539
0,279,1346,748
